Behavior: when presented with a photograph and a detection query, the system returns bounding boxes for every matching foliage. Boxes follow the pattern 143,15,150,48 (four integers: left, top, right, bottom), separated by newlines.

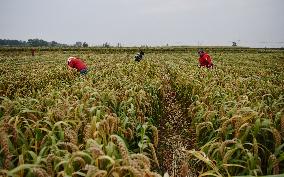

0,48,283,176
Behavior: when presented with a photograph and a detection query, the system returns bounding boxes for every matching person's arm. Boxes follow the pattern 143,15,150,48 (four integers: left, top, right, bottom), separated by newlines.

67,60,74,70
207,55,212,64
199,57,205,67
203,55,208,62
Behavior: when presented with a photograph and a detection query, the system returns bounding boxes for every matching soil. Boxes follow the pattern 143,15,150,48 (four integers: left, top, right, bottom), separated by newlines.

156,75,197,177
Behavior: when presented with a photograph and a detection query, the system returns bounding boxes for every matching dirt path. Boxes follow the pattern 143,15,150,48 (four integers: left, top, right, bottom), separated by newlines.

157,75,196,177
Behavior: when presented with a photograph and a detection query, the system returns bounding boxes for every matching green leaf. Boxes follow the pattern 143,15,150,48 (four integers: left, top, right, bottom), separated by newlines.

72,171,86,176
7,164,41,176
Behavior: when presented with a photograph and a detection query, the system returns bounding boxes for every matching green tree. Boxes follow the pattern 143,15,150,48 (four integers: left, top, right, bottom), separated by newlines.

27,39,48,47
83,42,88,47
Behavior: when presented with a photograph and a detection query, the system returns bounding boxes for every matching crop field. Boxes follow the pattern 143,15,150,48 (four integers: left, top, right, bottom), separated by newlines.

0,48,284,177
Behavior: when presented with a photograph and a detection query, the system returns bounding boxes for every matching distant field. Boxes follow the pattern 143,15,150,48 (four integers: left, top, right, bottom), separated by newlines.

0,48,283,177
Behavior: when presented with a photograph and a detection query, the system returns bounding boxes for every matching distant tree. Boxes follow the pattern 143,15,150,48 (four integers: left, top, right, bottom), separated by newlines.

103,42,110,48
75,42,82,47
50,41,58,47
0,39,26,46
27,39,48,47
0,39,66,47
83,42,88,47
117,43,122,47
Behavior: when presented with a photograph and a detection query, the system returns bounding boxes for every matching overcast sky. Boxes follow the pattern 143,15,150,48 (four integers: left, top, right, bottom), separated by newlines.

0,0,284,47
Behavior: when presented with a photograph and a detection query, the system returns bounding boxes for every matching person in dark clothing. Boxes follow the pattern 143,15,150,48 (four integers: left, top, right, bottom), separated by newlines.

134,51,144,62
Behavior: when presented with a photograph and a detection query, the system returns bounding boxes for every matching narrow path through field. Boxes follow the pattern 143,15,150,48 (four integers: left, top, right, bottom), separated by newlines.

157,75,196,177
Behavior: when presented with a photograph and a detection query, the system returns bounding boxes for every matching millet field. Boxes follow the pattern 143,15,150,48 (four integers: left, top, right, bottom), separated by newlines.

0,47,284,177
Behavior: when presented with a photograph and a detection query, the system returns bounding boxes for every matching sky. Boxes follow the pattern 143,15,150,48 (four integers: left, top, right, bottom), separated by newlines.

0,0,284,47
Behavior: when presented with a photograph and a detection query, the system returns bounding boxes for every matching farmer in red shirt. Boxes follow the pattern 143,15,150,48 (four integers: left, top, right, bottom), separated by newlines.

67,57,88,75
31,48,36,56
198,50,214,68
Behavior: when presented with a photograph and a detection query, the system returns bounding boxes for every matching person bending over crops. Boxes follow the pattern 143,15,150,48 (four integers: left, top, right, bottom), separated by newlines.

134,51,144,62
67,57,88,75
198,49,214,68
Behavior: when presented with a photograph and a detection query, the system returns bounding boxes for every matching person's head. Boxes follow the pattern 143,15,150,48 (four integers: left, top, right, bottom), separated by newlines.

67,57,75,65
198,49,205,57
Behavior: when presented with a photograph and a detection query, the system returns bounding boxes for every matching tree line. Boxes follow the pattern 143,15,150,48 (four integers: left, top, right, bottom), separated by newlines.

0,39,89,47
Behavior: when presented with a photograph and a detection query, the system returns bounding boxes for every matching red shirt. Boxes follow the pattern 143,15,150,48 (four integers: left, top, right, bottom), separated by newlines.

199,53,212,67
68,58,87,71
